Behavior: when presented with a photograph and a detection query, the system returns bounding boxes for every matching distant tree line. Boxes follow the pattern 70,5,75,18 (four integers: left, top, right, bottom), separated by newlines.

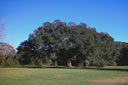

0,20,128,67
0,42,16,65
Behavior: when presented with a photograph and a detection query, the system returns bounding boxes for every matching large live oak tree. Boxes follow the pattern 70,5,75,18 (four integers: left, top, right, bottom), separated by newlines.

17,20,119,67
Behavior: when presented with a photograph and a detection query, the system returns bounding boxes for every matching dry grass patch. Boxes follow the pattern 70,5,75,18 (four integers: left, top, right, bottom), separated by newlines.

92,77,128,85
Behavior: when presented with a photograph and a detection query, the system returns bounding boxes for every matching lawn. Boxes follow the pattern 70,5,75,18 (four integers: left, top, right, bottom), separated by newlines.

0,66,128,85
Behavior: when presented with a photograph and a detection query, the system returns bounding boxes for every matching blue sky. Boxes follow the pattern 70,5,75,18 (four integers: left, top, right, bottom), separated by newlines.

0,0,128,49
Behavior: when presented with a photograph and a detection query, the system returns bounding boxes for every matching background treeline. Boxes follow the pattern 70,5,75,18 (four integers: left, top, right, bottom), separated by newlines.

0,20,128,67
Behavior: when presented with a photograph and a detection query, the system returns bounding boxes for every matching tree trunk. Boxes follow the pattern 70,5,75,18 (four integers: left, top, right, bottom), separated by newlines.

67,59,72,68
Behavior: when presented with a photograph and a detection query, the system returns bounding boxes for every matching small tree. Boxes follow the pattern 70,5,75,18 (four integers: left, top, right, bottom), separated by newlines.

0,42,16,65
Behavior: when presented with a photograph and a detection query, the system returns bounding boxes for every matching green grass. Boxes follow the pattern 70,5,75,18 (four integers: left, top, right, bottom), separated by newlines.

0,66,128,85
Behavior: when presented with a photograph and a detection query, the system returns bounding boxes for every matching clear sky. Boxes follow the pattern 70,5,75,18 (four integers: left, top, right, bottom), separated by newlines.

0,0,128,49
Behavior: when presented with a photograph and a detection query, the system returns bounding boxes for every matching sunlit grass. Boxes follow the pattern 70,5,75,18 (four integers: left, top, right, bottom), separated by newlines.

0,66,128,85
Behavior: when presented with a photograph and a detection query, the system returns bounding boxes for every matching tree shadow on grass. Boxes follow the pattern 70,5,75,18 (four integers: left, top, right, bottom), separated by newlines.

81,67,128,72
23,65,128,72
24,66,66,69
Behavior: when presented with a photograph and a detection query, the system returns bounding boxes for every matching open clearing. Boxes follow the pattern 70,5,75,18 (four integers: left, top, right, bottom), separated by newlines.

0,66,128,85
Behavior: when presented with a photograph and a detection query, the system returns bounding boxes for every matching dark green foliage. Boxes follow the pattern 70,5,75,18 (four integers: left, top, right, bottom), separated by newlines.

116,42,128,66
17,20,119,67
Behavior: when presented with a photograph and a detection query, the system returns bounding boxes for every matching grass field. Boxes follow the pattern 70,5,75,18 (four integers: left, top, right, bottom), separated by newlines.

0,66,128,85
